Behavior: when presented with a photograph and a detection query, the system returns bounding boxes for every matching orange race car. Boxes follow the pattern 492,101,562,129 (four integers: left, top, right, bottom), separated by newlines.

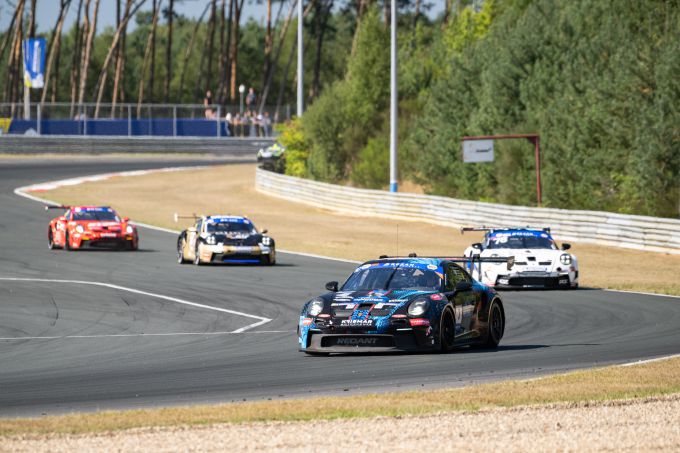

46,205,139,251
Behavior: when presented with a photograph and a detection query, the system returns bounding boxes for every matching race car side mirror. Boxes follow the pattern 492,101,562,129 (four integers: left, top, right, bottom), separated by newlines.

561,243,571,251
454,281,472,292
261,229,268,234
472,243,483,250
122,217,130,222
325,281,338,292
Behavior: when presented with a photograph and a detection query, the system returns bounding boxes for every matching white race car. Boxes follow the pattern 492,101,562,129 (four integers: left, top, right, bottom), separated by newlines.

462,226,578,289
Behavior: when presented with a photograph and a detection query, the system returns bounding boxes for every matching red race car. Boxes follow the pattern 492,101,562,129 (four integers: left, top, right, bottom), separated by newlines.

46,205,139,251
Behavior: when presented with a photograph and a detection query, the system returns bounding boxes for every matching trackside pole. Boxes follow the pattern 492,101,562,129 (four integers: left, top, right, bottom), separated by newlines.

389,0,398,193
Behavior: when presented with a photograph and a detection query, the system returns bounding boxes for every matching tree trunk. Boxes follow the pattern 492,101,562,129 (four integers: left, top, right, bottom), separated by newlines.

111,0,134,117
41,0,72,105
260,0,273,102
164,0,174,102
93,0,145,118
69,0,84,116
311,0,332,100
77,0,101,108
178,1,210,103
259,0,297,111
28,0,37,38
4,0,25,107
137,0,161,115
204,0,217,93
228,0,245,100
222,0,234,103
0,2,21,103
443,0,453,25
413,0,421,29
147,0,160,102
216,0,226,104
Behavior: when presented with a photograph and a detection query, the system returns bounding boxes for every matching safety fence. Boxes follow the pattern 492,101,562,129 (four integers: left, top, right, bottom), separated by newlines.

0,102,291,138
255,168,680,254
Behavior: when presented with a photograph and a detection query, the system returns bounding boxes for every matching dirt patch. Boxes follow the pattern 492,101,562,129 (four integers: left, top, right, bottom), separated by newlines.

41,164,680,295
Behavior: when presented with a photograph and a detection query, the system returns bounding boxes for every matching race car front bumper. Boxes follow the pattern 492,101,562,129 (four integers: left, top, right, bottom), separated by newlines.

200,244,273,263
494,272,572,289
73,233,137,249
300,325,437,353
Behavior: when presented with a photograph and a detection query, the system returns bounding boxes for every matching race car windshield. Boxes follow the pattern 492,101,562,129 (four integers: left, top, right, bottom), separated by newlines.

72,210,120,222
342,266,441,291
486,235,556,249
206,222,257,234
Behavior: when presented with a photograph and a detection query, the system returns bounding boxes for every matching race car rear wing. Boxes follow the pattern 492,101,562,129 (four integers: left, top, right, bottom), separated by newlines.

376,254,515,282
45,205,70,210
173,213,202,222
461,226,551,234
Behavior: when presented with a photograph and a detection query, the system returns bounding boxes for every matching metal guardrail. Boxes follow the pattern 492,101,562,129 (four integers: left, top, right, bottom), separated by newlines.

255,168,680,254
0,135,274,155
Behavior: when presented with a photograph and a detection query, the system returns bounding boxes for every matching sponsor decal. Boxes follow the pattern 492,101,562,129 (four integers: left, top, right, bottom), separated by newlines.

207,216,251,224
302,318,313,326
430,294,444,301
353,297,384,303
341,319,374,327
427,264,437,270
409,318,430,327
335,337,378,346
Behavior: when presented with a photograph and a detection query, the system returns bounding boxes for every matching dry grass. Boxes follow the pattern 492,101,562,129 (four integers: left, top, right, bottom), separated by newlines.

1,357,678,437
41,164,680,295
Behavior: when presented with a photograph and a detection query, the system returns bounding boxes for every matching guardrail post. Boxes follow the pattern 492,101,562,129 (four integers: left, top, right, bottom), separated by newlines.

128,105,132,136
173,106,177,137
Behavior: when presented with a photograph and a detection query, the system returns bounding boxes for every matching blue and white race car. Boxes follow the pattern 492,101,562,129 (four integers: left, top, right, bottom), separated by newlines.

298,256,510,354
462,226,578,289
175,214,276,265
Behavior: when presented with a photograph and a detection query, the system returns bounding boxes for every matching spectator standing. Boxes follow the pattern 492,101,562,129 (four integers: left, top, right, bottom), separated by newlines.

225,112,233,137
263,112,272,137
246,87,257,112
204,90,214,119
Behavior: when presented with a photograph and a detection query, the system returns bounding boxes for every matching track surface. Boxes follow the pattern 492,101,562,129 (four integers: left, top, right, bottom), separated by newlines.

1,159,679,417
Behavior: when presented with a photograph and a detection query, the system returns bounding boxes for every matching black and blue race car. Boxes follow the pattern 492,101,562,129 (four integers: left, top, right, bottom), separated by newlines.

298,256,512,355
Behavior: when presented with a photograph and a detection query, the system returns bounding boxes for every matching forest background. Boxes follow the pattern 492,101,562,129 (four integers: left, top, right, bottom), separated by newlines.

1,0,678,218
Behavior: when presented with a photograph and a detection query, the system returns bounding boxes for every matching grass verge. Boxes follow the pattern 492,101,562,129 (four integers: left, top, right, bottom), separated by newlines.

1,356,678,437
40,164,680,295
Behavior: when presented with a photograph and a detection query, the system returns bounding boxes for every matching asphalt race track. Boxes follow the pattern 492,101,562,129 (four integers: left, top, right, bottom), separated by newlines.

1,159,679,417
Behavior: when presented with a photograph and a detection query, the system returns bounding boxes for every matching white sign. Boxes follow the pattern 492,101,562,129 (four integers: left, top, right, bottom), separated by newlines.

462,139,494,163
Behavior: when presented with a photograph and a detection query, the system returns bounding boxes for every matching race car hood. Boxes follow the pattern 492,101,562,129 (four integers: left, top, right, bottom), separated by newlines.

328,289,437,314
74,221,123,231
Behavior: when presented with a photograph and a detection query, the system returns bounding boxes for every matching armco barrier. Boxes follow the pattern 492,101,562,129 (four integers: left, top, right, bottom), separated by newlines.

255,168,680,254
0,135,274,155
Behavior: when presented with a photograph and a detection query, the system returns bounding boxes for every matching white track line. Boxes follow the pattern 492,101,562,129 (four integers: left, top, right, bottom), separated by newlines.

0,331,291,341
602,289,680,299
0,277,271,333
619,353,680,367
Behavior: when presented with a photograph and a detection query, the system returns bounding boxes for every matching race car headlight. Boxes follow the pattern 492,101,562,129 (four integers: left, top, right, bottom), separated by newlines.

126,225,134,234
407,299,430,317
307,299,324,317
261,236,272,246
560,253,572,265
206,235,216,245
75,225,84,234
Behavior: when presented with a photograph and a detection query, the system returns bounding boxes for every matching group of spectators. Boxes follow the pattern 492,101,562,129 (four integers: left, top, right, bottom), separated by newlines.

204,87,272,137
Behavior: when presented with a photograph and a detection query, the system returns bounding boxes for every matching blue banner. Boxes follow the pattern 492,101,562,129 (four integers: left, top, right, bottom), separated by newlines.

23,38,46,88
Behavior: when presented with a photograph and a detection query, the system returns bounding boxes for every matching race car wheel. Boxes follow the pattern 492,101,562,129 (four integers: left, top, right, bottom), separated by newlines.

261,251,276,265
193,243,202,265
304,351,330,356
484,301,504,349
64,231,72,251
177,239,188,264
47,228,59,250
439,308,456,353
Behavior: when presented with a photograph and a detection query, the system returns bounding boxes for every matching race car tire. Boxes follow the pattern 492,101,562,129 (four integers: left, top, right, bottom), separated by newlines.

439,307,456,353
260,252,276,266
193,243,203,265
304,351,330,356
47,228,60,250
177,238,189,264
64,231,72,251
483,300,504,349
127,241,138,251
